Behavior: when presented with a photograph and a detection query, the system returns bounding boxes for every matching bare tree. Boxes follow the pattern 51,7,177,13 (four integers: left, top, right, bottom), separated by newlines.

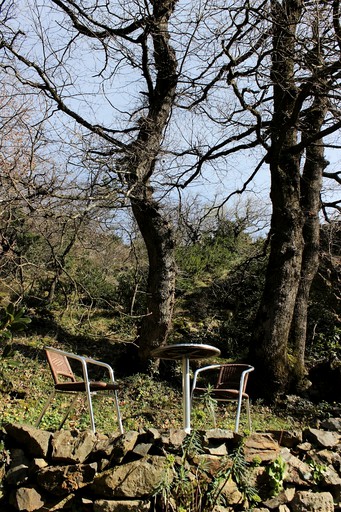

1,0,340,391
161,0,341,397
0,78,124,313
1,0,181,367
250,0,340,398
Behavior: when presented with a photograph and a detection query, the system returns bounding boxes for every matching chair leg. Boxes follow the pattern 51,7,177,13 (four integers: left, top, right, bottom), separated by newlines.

246,398,252,432
84,386,96,433
35,390,56,428
235,396,243,433
113,389,124,434
86,390,124,434
58,394,80,430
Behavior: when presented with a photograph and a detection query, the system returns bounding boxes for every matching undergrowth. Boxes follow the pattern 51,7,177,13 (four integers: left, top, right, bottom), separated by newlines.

0,336,333,435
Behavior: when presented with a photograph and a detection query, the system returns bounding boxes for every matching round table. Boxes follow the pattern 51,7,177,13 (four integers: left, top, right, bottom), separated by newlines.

151,343,221,433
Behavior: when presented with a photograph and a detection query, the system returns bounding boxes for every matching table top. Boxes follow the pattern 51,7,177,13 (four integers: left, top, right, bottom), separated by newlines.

151,343,221,360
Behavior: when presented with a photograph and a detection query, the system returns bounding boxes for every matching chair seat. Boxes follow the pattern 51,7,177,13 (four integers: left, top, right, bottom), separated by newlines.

193,387,249,399
55,381,119,392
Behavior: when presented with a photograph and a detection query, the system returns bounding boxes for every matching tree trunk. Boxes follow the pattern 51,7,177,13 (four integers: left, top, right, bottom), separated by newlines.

122,0,178,366
290,69,329,387
251,157,304,399
132,195,176,367
250,0,305,399
250,0,334,400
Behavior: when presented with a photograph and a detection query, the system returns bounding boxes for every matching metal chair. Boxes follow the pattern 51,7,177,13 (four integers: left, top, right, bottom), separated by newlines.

191,363,254,433
35,347,124,434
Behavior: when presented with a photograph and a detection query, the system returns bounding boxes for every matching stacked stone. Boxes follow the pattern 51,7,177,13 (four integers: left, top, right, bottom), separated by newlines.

0,419,340,511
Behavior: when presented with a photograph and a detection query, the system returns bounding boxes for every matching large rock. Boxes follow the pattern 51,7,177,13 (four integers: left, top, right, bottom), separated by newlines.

321,418,341,433
193,453,225,475
206,443,228,456
36,462,97,496
110,431,139,463
268,430,303,448
244,433,281,463
219,476,243,505
92,432,123,459
10,486,44,511
169,429,187,447
203,429,234,456
304,428,340,449
91,456,170,498
291,490,334,511
204,429,235,442
281,448,312,486
263,487,296,510
5,463,29,487
51,429,97,463
320,465,341,501
314,449,341,472
132,443,153,457
5,448,30,486
5,424,51,458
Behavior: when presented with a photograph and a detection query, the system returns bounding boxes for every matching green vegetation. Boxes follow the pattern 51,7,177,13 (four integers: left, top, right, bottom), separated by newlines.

0,202,339,363
0,206,338,427
0,303,32,401
155,432,261,511
0,303,31,343
265,456,286,497
0,215,339,432
0,335,329,435
307,458,327,485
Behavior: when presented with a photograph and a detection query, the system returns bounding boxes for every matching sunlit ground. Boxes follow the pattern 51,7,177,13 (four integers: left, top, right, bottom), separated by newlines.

0,338,338,436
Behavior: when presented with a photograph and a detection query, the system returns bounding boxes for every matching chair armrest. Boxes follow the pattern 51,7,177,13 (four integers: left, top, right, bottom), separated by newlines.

45,347,116,384
238,366,254,396
191,364,222,398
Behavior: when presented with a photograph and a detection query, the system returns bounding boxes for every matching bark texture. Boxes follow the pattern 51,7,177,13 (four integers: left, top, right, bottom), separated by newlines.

122,0,178,365
291,78,329,386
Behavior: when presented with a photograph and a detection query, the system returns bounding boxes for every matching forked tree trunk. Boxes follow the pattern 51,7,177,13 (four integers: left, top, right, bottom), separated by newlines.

250,0,332,399
290,78,329,386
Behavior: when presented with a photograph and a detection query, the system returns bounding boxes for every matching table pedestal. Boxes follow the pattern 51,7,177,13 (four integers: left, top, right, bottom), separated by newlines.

151,343,221,433
182,357,191,433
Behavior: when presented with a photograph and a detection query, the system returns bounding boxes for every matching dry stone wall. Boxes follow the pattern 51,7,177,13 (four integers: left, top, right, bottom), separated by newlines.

0,419,340,512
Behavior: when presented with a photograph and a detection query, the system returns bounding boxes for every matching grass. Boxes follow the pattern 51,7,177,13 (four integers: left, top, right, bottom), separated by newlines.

0,335,329,436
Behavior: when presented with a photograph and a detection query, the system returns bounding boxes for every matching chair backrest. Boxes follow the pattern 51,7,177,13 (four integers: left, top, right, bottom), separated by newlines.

46,349,76,385
216,364,252,392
